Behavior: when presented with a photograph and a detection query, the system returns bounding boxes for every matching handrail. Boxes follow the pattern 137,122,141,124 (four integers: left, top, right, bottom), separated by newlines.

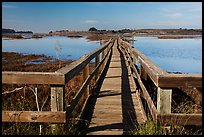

2,39,113,85
119,44,157,120
2,71,64,85
66,40,113,119
56,39,113,84
119,37,202,126
2,38,114,125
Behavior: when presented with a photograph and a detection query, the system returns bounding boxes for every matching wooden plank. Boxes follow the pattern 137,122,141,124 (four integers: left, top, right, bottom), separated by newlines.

95,54,100,80
66,46,112,119
82,64,89,101
87,40,124,135
120,46,147,124
51,86,64,112
120,40,167,86
157,113,202,126
2,71,64,85
122,46,157,120
2,111,66,123
51,86,64,134
140,63,148,80
88,39,148,135
157,87,172,114
158,74,202,88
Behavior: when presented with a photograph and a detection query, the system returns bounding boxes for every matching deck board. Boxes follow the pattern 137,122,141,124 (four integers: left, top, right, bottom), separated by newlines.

86,39,147,135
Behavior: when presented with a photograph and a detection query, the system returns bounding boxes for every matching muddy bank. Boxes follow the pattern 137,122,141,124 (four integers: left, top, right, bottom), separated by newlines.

157,35,202,39
2,52,72,72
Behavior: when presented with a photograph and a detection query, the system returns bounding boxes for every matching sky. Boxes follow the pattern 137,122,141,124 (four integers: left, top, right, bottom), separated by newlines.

2,2,202,33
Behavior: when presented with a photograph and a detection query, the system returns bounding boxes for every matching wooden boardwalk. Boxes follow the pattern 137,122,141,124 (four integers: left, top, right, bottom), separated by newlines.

86,39,146,135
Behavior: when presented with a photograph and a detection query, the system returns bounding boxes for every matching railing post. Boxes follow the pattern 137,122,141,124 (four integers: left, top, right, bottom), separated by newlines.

102,48,106,70
157,87,172,114
132,54,138,66
83,64,89,97
139,63,148,80
129,46,133,60
51,85,64,134
95,54,100,81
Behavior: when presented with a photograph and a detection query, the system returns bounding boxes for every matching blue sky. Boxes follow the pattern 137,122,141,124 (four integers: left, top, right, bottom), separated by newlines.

2,2,202,33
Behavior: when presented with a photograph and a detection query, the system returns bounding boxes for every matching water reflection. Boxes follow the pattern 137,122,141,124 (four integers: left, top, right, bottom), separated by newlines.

133,36,202,74
2,36,100,60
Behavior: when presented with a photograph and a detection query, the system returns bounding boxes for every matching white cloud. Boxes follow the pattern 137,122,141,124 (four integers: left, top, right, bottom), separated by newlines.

81,20,98,24
164,13,183,18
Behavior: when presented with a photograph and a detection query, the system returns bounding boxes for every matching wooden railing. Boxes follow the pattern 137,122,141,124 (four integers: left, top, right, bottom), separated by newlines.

2,37,202,133
2,38,114,132
118,37,202,126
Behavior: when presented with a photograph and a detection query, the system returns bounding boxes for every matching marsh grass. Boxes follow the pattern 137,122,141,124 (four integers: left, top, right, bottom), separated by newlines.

2,53,95,135
130,116,163,135
132,76,202,135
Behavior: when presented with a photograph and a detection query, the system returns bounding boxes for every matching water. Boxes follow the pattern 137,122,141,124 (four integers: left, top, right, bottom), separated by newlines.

2,36,202,74
2,36,100,61
132,36,202,74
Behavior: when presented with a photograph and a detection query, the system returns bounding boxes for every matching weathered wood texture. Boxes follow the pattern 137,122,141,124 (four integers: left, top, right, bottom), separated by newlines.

157,87,172,114
51,86,64,133
2,37,202,129
2,71,64,85
2,111,66,123
120,45,157,120
158,74,202,88
157,113,202,126
87,39,146,135
66,42,113,119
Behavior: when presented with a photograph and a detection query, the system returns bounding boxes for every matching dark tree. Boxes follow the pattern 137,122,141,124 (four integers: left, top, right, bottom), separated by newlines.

88,27,97,31
2,28,15,33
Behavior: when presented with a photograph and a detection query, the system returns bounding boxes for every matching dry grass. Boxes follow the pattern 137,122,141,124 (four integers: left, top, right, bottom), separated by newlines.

2,52,72,72
157,35,200,39
86,34,117,41
2,51,96,135
2,34,24,39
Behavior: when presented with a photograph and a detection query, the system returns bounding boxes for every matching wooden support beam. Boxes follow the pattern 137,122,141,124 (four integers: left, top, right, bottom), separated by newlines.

120,45,157,120
83,64,89,100
2,111,66,123
2,71,64,85
95,54,100,81
157,87,172,114
157,113,202,126
140,63,148,80
158,74,202,88
51,86,64,134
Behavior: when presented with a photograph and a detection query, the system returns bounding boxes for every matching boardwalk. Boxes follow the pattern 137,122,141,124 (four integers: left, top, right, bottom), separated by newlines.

86,39,146,135
2,38,202,135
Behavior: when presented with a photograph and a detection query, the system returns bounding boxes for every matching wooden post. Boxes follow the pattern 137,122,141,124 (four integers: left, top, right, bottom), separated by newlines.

83,64,89,98
102,48,106,70
157,87,172,132
157,87,172,114
51,85,64,134
95,54,100,81
129,46,133,60
140,63,148,80
132,54,138,66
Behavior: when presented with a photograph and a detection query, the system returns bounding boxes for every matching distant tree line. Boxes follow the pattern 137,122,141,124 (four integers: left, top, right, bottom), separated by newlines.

2,28,33,34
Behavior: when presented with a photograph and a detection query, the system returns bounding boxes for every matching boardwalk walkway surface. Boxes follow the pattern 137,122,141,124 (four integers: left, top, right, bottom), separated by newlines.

86,39,145,135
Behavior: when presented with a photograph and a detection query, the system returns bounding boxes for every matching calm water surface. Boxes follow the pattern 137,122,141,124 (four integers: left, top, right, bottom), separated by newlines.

133,36,202,74
2,36,202,74
2,36,100,60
